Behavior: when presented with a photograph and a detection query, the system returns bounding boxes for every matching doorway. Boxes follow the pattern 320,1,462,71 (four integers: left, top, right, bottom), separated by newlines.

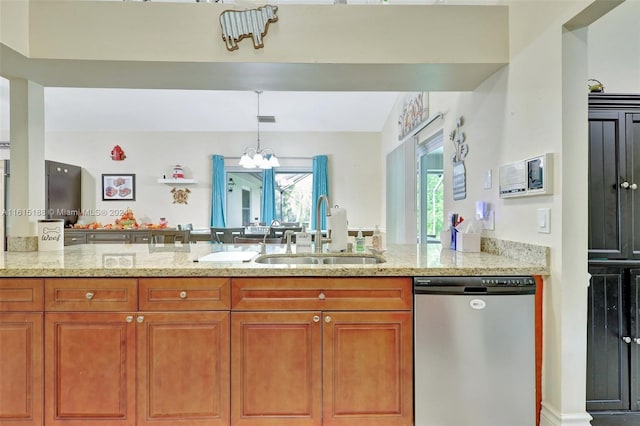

417,131,444,244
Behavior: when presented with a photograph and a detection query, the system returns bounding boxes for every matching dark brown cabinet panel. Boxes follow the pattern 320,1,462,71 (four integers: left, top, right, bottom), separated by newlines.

589,96,640,260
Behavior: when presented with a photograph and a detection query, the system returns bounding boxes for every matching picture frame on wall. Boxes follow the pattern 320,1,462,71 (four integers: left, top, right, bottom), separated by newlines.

102,174,136,201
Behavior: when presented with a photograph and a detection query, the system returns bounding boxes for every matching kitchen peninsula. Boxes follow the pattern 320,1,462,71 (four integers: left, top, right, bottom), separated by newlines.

0,241,547,426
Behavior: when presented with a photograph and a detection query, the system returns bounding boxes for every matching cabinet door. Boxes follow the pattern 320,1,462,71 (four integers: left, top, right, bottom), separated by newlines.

588,111,627,259
45,313,136,426
231,312,322,426
630,269,640,411
322,311,413,426
0,313,43,426
137,312,230,426
627,114,640,259
586,266,629,411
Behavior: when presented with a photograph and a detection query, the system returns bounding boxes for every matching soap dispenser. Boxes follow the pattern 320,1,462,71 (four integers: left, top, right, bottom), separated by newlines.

372,225,382,250
355,229,366,253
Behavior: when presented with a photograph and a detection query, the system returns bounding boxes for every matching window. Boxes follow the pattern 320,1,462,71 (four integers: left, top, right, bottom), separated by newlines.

226,170,312,227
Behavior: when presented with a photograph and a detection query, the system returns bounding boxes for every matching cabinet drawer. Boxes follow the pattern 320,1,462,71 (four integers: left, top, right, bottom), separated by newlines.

45,278,137,311
86,232,130,243
139,278,230,310
64,233,86,246
232,277,412,311
0,278,44,311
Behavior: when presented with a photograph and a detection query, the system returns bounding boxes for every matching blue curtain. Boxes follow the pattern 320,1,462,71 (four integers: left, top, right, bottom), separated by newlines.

311,155,329,230
210,155,226,227
261,168,276,224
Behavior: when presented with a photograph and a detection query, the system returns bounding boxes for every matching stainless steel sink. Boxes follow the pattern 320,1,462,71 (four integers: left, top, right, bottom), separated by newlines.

253,255,320,265
253,254,386,265
321,255,385,264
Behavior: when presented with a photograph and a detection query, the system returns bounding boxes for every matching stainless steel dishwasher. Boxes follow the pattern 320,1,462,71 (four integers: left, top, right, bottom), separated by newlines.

414,276,536,426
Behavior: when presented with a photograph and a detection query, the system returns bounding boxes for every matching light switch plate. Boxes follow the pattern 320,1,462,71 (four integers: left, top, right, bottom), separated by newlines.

537,208,550,233
483,169,492,189
483,210,495,230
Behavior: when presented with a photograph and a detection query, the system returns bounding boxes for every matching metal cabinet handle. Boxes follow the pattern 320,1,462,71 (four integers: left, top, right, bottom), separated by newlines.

313,315,320,323
318,293,326,300
632,183,638,190
622,181,630,189
634,338,640,345
179,291,187,299
136,316,145,323
125,315,134,323
85,292,94,300
622,336,632,343
325,316,332,323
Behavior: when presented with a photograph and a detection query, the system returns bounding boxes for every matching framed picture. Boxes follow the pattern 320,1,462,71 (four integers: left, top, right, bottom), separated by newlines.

102,174,135,201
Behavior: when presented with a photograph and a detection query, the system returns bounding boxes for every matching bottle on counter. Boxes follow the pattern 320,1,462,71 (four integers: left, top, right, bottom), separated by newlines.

355,229,366,253
372,225,382,250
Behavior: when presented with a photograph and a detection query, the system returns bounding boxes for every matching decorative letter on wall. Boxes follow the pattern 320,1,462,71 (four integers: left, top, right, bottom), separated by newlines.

220,5,279,51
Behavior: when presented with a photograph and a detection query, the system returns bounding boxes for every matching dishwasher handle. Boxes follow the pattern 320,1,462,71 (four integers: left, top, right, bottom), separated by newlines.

414,285,535,295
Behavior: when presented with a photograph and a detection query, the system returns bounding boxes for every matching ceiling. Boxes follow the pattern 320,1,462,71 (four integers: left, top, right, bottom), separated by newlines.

0,78,403,133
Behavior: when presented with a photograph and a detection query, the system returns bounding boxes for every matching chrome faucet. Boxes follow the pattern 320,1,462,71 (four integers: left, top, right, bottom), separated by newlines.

284,230,295,254
314,195,331,253
260,219,281,254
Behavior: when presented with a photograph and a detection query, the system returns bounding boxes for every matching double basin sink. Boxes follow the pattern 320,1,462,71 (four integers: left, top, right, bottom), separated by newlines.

254,253,386,265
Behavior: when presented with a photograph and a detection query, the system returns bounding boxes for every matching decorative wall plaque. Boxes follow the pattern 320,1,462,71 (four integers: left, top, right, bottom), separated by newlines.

449,116,468,200
398,92,428,140
220,5,278,51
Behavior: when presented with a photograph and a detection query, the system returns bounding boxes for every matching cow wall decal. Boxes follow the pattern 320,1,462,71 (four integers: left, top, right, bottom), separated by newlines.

220,5,278,51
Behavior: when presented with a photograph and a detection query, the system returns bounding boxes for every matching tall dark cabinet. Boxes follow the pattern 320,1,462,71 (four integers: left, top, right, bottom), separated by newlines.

45,160,81,227
588,94,640,414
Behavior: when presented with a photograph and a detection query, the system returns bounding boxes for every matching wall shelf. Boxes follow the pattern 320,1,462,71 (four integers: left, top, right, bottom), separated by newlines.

157,178,198,184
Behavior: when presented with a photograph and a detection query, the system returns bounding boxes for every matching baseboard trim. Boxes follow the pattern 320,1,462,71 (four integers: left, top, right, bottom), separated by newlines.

540,402,593,426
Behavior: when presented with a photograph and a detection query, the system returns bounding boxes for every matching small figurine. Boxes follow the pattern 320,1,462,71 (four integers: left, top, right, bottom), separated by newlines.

172,165,185,179
110,145,126,161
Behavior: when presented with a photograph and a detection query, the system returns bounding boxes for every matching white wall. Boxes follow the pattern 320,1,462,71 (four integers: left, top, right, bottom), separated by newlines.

46,131,382,230
588,0,640,92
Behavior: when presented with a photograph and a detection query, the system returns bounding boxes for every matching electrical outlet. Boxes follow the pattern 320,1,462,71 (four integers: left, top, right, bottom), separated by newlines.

483,210,495,230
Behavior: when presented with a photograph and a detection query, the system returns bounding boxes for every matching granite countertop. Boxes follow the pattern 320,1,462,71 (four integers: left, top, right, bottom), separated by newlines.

0,239,549,277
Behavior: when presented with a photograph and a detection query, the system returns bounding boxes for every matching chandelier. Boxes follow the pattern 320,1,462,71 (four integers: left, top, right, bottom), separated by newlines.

239,90,280,169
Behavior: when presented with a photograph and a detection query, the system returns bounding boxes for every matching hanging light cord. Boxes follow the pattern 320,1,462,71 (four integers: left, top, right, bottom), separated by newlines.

256,90,262,153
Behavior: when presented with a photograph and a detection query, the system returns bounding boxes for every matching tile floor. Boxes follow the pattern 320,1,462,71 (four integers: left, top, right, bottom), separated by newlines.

590,413,640,425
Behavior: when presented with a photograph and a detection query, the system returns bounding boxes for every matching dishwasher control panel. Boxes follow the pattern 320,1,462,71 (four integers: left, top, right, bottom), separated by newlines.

414,276,536,295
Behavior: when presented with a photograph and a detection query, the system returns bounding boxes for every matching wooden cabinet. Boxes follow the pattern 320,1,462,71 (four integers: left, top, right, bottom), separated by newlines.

44,312,136,426
0,279,44,426
137,312,230,426
0,278,43,426
588,94,640,417
63,229,190,245
322,311,412,426
230,278,413,426
588,95,640,260
587,266,640,412
43,277,231,426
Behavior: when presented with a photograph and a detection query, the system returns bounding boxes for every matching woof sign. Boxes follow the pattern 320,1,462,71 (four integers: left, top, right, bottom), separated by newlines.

220,5,278,51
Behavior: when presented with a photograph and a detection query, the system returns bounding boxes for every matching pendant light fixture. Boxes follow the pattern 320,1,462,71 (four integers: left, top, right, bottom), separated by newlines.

239,91,280,169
